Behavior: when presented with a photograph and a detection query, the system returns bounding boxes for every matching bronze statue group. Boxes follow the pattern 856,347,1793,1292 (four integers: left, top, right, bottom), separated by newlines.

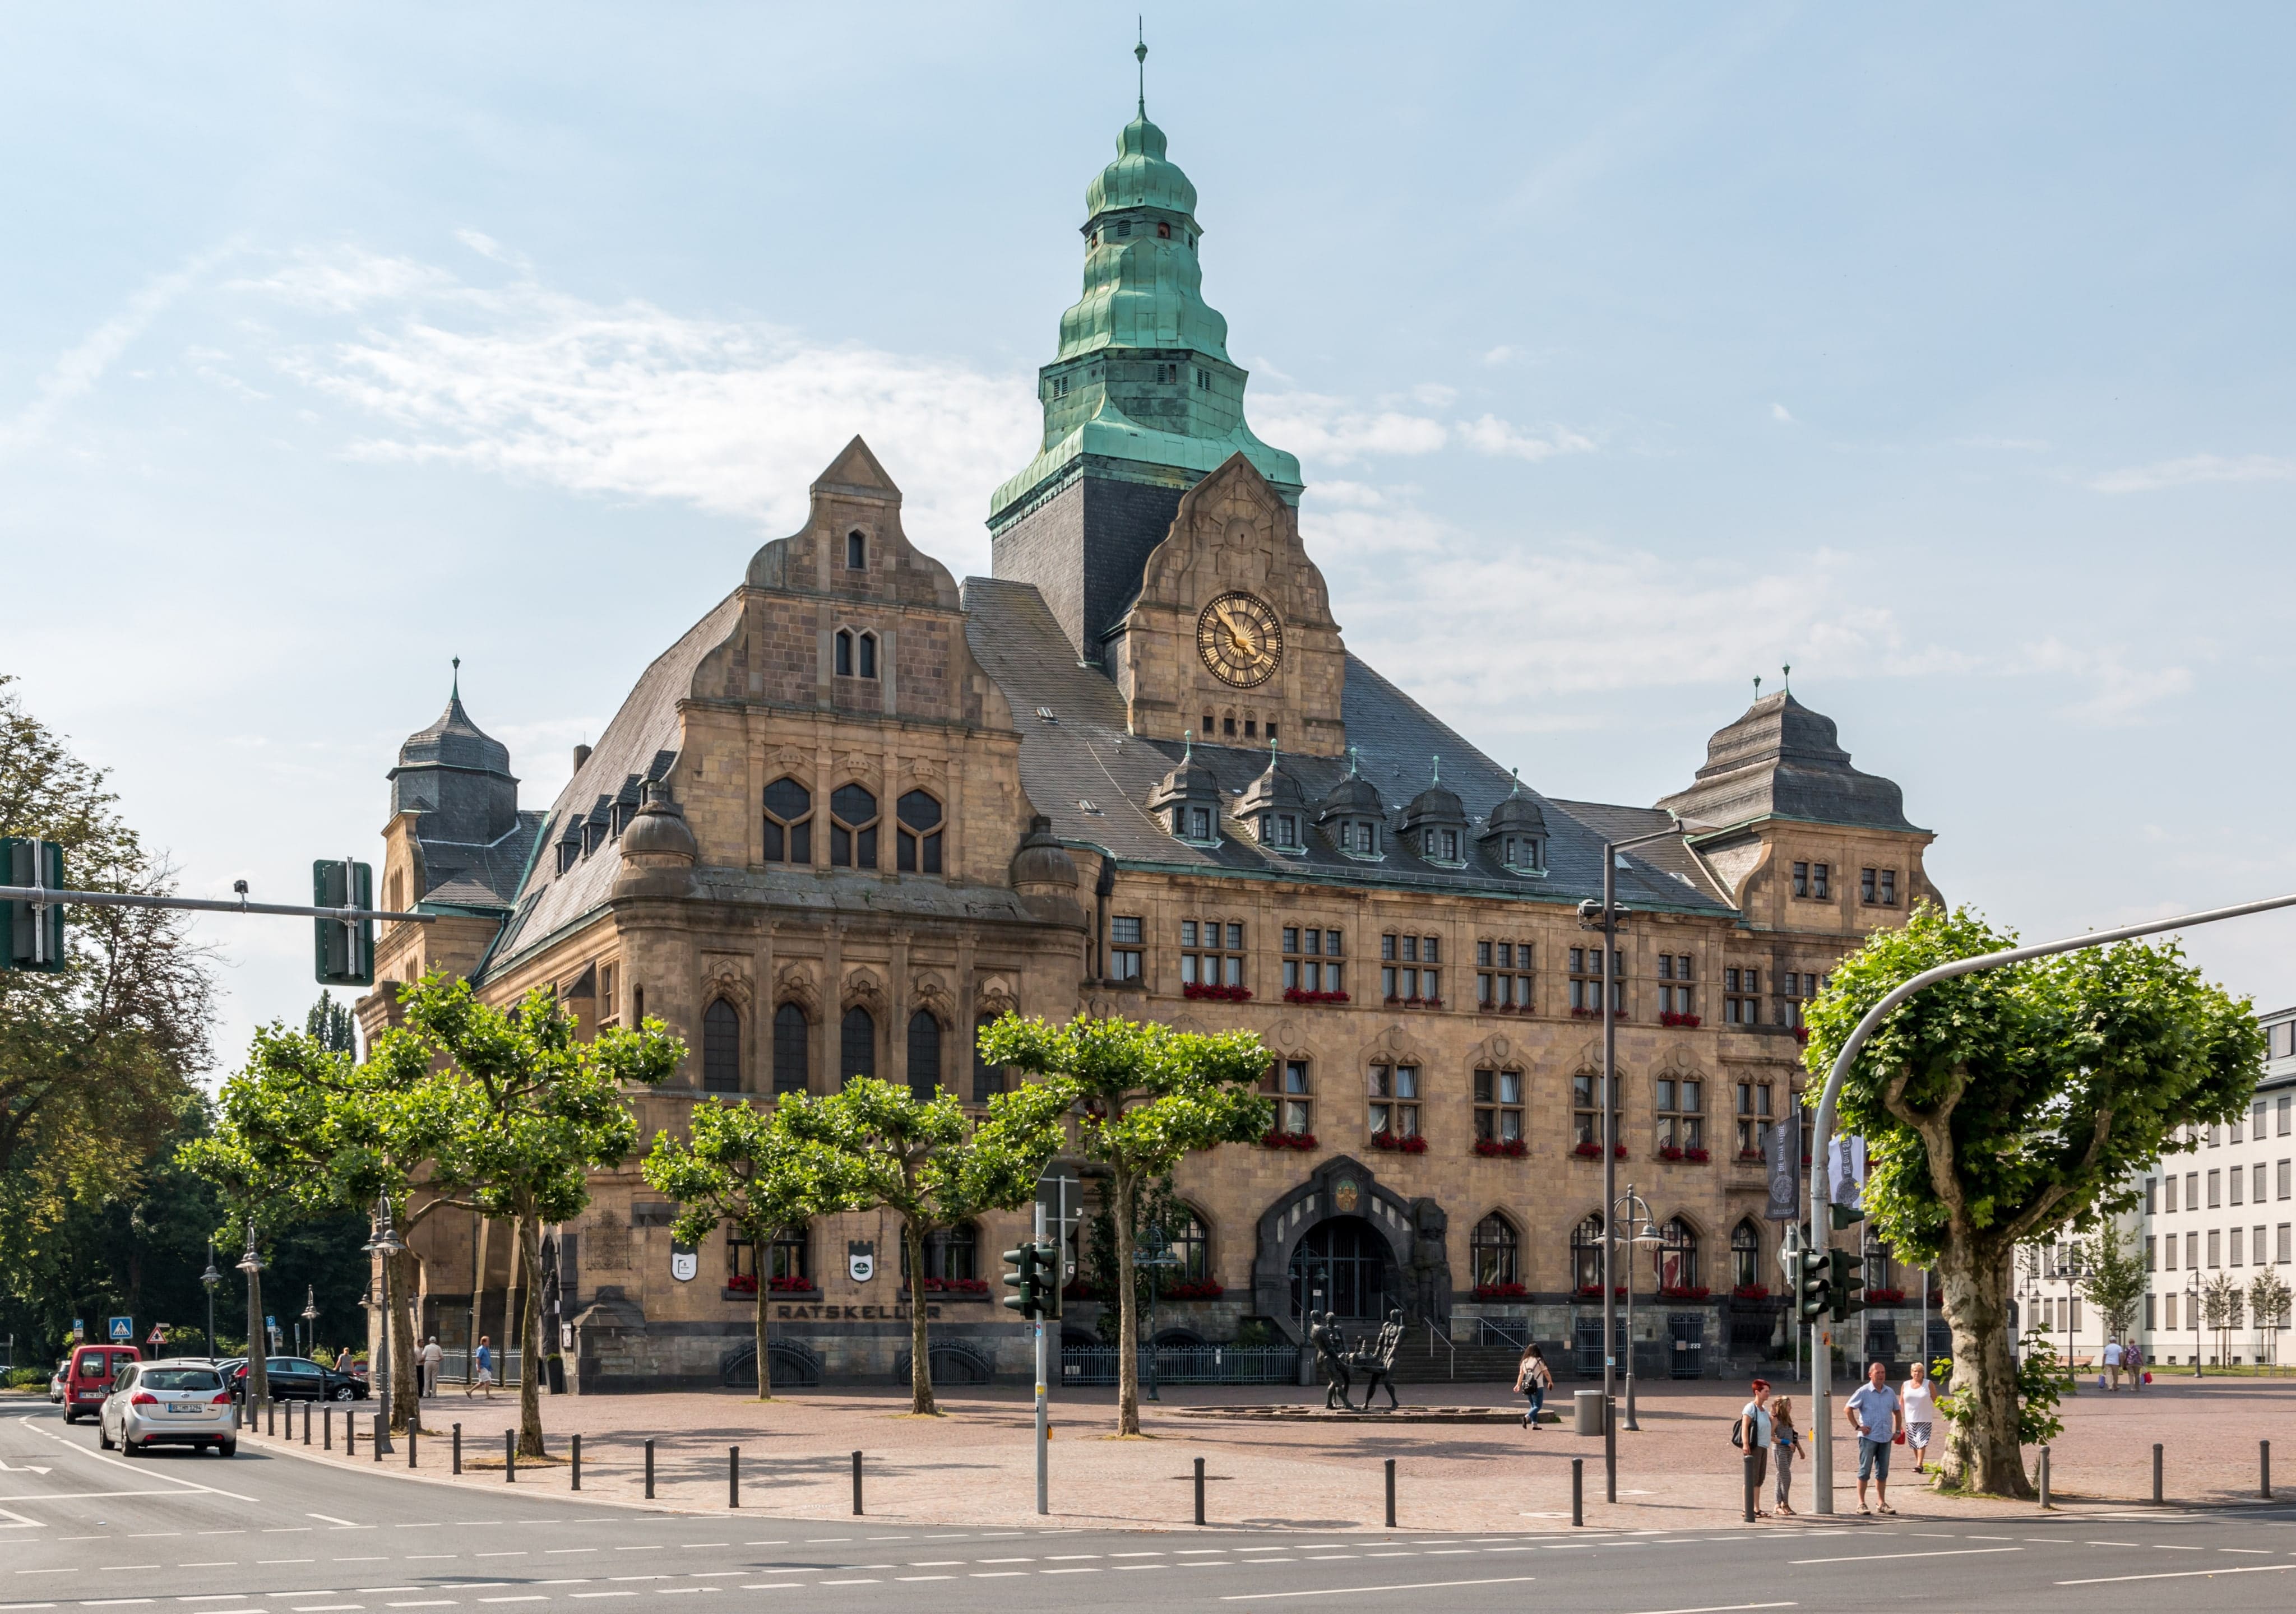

1309,1307,1406,1412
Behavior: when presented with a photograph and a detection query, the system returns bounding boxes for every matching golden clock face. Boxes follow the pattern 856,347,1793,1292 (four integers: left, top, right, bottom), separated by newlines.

1197,591,1283,688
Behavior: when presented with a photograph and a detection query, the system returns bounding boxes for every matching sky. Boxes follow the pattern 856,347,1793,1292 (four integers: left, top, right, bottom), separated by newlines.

4,3,2294,1072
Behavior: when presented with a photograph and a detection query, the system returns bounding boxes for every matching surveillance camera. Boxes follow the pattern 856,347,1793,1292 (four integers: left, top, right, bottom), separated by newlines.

1576,898,1602,924
233,879,249,896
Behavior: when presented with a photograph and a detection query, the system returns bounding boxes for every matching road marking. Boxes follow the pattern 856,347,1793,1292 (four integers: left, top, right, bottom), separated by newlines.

2082,1542,2138,1547
1040,1569,1100,1575
1044,1555,1101,1561
894,1578,951,1584
1223,1575,1540,1601
2056,1565,2294,1586
906,1562,966,1567
1618,1607,1798,1614
478,1600,547,1605
814,1582,876,1588
1789,1548,2020,1565
308,1517,363,1530
177,1567,236,1572
571,1598,636,1602
966,1574,1025,1580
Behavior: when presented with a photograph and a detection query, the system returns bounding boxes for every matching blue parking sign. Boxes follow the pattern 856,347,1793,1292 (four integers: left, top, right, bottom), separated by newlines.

107,1316,133,1342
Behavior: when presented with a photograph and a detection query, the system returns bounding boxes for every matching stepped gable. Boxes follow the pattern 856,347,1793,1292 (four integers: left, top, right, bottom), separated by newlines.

960,575,1734,913
1658,690,1918,833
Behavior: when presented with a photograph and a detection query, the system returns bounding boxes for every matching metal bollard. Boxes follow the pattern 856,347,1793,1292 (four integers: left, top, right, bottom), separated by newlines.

572,1433,581,1492
1385,1458,1396,1528
1571,1457,1584,1528
852,1449,863,1515
453,1422,462,1476
2263,1440,2272,1501
347,1417,357,1459
409,1424,418,1468
303,1400,311,1444
324,1406,332,1451
645,1439,655,1501
267,1399,276,1437
729,1446,739,1509
2152,1442,2162,1504
2037,1444,2050,1509
373,1411,383,1463
506,1428,516,1483
1193,1456,1206,1526
1743,1448,1758,1523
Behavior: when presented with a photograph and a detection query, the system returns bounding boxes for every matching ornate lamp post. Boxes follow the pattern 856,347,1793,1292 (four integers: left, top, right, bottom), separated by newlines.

200,1240,221,1361
301,1286,321,1364
362,1198,406,1449
234,1221,267,1407
1135,1225,1181,1404
1610,1188,1662,1430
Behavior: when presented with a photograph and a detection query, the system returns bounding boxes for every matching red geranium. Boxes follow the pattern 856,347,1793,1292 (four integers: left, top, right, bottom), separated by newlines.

1282,987,1351,1005
1183,982,1254,1003
1473,1137,1529,1158
1659,1011,1702,1028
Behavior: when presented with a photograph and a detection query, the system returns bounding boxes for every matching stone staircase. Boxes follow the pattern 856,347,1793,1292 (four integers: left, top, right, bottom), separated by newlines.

1387,1342,1526,1384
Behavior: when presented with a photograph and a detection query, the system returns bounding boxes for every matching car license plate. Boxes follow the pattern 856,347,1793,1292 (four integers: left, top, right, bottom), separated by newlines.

166,1402,201,1414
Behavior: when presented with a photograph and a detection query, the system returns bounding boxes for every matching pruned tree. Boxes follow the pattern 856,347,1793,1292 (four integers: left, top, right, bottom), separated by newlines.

2202,1270,2242,1365
641,1099,843,1400
2073,1222,2146,1345
2248,1267,2292,1365
976,1014,1271,1436
1808,904,2260,1498
776,1075,1070,1415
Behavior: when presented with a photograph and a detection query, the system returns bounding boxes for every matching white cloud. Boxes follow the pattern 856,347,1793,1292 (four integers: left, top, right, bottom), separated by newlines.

1456,414,1598,462
1771,402,1794,423
1257,391,1596,467
2087,453,2296,494
1482,345,1518,367
1,247,233,448
229,247,459,312
2013,638,2196,725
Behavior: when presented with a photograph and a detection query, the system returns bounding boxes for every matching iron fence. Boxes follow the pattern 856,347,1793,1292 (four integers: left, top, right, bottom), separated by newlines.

432,1347,524,1387
1059,1344,1297,1386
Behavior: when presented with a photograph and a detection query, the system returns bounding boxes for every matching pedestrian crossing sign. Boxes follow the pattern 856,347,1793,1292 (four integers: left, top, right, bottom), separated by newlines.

107,1316,132,1342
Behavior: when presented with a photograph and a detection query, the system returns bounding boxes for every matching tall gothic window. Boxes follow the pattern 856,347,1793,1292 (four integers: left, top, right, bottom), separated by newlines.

1471,1213,1520,1288
840,1006,874,1085
1730,1220,1761,1291
896,791,943,874
772,1003,809,1095
831,784,878,868
1571,1213,1605,1292
702,999,740,1093
1658,1217,1700,1291
906,1010,942,1101
762,778,811,864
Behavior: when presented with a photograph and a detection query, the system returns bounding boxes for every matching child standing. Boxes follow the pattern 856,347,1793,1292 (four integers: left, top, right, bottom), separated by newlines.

1771,1395,1808,1515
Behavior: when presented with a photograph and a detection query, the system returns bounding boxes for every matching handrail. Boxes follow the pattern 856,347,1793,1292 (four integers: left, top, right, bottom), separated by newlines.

1422,1317,1455,1379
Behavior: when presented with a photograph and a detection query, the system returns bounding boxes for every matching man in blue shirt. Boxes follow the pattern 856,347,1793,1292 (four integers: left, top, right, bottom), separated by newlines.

1844,1360,1904,1514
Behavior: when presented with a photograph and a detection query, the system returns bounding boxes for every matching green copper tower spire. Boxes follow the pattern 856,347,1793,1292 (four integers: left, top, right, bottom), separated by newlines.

989,43,1302,660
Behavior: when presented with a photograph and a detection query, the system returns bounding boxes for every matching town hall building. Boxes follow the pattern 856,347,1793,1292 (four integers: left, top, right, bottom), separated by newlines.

360,87,1942,1391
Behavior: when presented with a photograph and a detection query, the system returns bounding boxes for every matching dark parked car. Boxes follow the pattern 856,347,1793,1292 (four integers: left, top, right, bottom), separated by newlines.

226,1355,367,1402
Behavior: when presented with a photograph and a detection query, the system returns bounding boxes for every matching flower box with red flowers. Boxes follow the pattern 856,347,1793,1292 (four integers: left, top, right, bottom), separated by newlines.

1737,1149,1762,1162
1730,1284,1770,1301
1282,987,1351,1005
1260,1129,1318,1151
1659,1011,1702,1028
1793,1026,1809,1045
1658,1284,1710,1301
1475,1282,1529,1300
1658,1144,1685,1162
1473,1137,1529,1158
1684,1146,1710,1163
725,1274,759,1295
766,1274,818,1295
1161,1279,1225,1301
1869,1287,1907,1304
1183,982,1253,1003
920,1277,989,1296
1573,1140,1602,1158
1370,1130,1429,1154
1570,1006,1599,1018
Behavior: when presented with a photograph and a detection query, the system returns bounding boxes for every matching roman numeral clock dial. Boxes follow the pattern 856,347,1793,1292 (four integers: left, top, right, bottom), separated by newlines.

1196,591,1284,688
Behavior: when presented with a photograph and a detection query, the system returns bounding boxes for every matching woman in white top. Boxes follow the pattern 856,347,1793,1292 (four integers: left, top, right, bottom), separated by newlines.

1900,1361,1938,1475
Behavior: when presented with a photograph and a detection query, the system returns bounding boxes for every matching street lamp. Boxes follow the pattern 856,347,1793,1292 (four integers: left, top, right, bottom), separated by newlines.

2188,1267,2204,1379
362,1198,406,1450
301,1286,320,1365
1135,1224,1182,1403
200,1240,221,1361
1610,1187,1663,1431
235,1219,267,1408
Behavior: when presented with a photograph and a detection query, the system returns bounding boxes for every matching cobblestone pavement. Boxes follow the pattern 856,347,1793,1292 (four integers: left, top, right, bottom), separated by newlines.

221,1371,2295,1532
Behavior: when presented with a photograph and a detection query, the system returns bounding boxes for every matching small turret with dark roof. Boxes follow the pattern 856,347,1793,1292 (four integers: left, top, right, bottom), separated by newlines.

1239,740,1309,852
1659,688,1916,833
387,662,520,847
1480,771,1549,876
1398,757,1469,866
1314,747,1387,859
1146,734,1225,845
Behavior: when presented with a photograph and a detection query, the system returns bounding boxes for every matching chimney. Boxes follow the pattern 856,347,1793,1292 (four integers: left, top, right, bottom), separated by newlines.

573,744,592,772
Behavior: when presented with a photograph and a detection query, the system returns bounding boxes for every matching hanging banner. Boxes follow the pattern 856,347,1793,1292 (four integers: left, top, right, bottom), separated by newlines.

1764,1117,1800,1221
1830,1134,1869,1217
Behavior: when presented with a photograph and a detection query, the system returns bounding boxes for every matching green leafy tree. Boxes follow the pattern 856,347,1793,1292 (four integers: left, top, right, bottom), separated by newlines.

641,1100,843,1400
374,971,682,1455
2248,1268,2292,1365
1081,1173,1184,1344
777,1075,1070,1415
977,1014,1271,1435
2201,1271,2242,1364
307,995,358,1055
1807,904,2260,1497
2073,1222,2146,1345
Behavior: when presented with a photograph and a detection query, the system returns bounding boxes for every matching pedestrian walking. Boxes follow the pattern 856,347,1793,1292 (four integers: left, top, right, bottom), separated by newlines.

467,1335,496,1399
1737,1378,1775,1519
1845,1360,1904,1514
1513,1342,1551,1429
2124,1339,2145,1390
420,1336,444,1400
2102,1337,2123,1392
334,1346,355,1375
1900,1360,1938,1475
1771,1395,1807,1515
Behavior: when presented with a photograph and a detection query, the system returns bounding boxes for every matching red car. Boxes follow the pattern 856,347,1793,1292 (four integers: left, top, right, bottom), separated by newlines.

61,1344,139,1423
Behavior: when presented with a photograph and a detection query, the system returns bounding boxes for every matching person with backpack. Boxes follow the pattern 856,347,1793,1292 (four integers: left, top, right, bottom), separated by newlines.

1736,1379,1775,1518
1515,1342,1552,1429
1771,1395,1808,1515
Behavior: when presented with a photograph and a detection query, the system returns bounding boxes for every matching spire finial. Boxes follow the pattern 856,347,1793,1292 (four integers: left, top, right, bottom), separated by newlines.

1508,766,1521,797
451,656,461,700
1753,673,1762,702
1431,754,1441,786
1269,731,1279,764
1781,662,1792,694
1182,729,1193,763
1346,745,1360,778
1134,18,1147,115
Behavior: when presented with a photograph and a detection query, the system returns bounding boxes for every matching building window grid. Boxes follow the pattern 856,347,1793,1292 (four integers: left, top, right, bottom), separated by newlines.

1380,933,1442,1004
761,777,812,865
1108,914,1144,981
1568,947,1623,1014
1279,1059,1313,1137
1280,926,1346,995
1735,1081,1774,1158
1470,1213,1520,1288
1655,1076,1705,1153
1655,952,1696,1018
1475,940,1534,1010
1180,920,1247,988
1473,1068,1524,1142
1571,1071,1620,1151
1368,1062,1420,1138
1724,966,1762,1025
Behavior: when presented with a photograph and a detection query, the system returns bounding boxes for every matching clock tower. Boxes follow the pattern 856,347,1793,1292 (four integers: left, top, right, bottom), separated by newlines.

989,64,1303,671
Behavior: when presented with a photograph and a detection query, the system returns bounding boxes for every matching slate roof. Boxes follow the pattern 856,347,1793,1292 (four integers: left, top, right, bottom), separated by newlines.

960,577,1735,916
415,810,545,911
1659,691,1919,835
396,689,513,778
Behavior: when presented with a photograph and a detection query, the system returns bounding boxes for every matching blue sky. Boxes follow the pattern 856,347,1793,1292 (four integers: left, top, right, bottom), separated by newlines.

6,3,2294,1066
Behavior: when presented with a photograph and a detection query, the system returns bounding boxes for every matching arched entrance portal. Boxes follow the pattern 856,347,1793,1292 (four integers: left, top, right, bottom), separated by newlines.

1289,1216,1393,1322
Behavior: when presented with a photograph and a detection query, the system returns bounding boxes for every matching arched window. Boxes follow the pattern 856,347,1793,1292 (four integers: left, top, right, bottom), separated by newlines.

769,1223,809,1284
1158,1205,1211,1284
840,1005,874,1085
896,791,943,873
835,629,854,677
702,999,741,1093
1571,1213,1605,1293
830,784,878,868
1658,1217,1700,1292
845,530,865,570
858,632,878,680
1471,1212,1521,1289
762,777,811,864
906,1010,942,1101
1730,1220,1761,1292
1863,1230,1891,1297
972,1014,1002,1102
903,1222,979,1287
772,1003,809,1095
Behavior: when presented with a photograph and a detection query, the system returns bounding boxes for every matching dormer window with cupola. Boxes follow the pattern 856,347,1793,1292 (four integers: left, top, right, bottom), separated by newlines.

1480,771,1549,878
1146,736,1224,848
1239,742,1308,855
1397,758,1469,870
1314,749,1386,861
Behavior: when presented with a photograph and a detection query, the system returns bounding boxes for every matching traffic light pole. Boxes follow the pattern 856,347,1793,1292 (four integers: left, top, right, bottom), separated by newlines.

1803,884,2296,1516
0,883,432,926
1034,1202,1049,1517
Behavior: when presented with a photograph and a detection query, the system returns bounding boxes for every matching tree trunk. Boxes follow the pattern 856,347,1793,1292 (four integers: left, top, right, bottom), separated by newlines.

1112,1170,1140,1436
904,1218,937,1416
388,1244,420,1434
1937,1239,2031,1499
515,1213,547,1458
753,1265,775,1401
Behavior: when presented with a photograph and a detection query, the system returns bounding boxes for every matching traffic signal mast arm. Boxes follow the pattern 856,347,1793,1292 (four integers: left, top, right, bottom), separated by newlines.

0,884,432,925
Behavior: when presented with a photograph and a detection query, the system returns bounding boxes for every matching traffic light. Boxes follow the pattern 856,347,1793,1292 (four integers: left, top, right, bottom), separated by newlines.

1794,1247,1832,1322
1829,1247,1867,1323
1038,1242,1064,1320
2,837,65,973
1002,1244,1045,1320
312,860,374,986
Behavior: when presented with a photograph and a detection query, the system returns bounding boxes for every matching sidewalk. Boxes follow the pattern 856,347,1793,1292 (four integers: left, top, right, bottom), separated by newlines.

239,1372,2293,1533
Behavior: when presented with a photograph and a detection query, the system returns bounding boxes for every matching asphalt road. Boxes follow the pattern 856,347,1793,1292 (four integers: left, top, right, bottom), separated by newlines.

4,1402,2294,1613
